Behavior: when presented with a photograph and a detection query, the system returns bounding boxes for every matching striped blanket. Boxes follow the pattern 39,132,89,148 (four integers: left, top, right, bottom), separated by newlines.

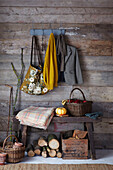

16,106,55,130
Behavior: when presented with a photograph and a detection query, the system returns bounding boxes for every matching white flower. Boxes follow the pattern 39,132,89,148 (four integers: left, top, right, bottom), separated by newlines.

29,77,34,83
30,69,36,76
28,86,33,91
33,87,41,94
23,86,27,88
28,83,35,91
40,73,44,80
43,87,48,93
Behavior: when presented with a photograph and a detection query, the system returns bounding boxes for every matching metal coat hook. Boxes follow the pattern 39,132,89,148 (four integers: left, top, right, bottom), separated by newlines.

30,22,65,36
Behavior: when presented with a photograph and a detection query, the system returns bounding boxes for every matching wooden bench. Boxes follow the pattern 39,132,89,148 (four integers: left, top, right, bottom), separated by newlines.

22,116,102,160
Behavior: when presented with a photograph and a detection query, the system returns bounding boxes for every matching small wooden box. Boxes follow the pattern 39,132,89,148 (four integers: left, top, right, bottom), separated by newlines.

62,137,88,159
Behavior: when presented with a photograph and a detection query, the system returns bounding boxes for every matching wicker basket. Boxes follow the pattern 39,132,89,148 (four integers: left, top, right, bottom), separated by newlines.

2,135,25,163
64,88,92,117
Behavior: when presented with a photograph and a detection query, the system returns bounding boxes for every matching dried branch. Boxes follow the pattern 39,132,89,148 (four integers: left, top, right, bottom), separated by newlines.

11,62,19,78
11,48,25,114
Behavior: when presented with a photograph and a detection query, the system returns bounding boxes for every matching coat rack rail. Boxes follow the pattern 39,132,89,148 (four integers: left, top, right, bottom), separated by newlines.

30,29,65,36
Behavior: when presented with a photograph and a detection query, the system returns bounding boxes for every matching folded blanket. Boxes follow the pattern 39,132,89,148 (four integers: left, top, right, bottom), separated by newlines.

16,106,55,130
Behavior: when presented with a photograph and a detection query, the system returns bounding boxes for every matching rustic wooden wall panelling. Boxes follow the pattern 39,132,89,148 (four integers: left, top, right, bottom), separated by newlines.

1,85,113,103
0,7,113,24
0,0,113,148
0,0,113,7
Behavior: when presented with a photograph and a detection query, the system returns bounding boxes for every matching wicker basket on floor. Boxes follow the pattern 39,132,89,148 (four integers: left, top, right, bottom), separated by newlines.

2,135,25,163
64,88,92,117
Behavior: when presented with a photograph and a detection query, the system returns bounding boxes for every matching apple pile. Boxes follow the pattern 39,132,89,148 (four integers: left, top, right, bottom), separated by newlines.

67,99,87,103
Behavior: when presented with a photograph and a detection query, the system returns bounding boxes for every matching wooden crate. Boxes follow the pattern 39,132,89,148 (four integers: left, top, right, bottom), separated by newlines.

62,137,88,159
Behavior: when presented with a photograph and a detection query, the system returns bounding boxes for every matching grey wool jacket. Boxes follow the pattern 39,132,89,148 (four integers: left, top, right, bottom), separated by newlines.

64,45,83,85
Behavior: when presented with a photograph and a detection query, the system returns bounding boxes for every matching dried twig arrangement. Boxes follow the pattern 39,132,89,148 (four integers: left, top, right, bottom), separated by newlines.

11,48,25,115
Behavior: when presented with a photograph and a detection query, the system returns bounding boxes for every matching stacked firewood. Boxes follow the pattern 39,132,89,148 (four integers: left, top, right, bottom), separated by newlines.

26,134,62,158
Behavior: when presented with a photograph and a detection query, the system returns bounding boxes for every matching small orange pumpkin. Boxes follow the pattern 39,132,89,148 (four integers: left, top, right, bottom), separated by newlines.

55,107,67,116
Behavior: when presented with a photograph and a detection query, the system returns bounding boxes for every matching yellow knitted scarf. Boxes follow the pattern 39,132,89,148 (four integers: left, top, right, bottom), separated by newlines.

43,33,58,90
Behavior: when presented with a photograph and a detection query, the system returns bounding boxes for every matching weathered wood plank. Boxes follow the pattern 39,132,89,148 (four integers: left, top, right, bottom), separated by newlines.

0,0,113,7
1,86,113,102
0,7,113,15
0,131,17,142
0,23,113,41
54,122,84,132
53,117,102,123
1,55,113,72
0,38,112,56
1,68,113,86
92,102,113,118
72,86,113,103
0,116,20,131
66,39,113,56
1,100,113,117
94,118,113,134
0,13,113,24
83,71,113,86
0,85,73,102
94,133,113,149
80,56,113,72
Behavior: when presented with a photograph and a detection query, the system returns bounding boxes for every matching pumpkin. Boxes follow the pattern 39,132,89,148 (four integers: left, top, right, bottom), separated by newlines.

55,107,67,116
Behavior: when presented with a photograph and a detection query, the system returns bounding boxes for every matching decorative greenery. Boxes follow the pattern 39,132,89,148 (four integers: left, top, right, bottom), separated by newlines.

10,48,25,135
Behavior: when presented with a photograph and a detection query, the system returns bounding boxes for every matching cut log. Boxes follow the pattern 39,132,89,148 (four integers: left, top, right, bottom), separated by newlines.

38,136,47,147
48,149,56,157
48,134,59,149
34,145,41,155
33,140,41,155
26,144,35,157
41,146,47,158
56,150,62,158
46,146,51,153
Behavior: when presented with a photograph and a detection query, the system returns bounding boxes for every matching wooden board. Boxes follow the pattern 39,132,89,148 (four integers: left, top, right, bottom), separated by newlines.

1,70,113,86
62,138,88,159
0,39,112,56
1,7,113,15
0,0,113,150
0,23,113,41
1,86,113,103
0,7,113,24
0,55,113,86
94,133,113,149
1,55,113,71
0,0,113,7
0,99,113,118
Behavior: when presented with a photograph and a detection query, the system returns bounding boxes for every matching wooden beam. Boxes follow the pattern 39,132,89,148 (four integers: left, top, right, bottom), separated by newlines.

53,117,102,123
0,0,113,8
0,13,113,24
1,86,113,102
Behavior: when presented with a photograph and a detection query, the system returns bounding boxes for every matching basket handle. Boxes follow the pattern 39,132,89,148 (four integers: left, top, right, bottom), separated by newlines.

69,88,86,102
3,135,18,149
